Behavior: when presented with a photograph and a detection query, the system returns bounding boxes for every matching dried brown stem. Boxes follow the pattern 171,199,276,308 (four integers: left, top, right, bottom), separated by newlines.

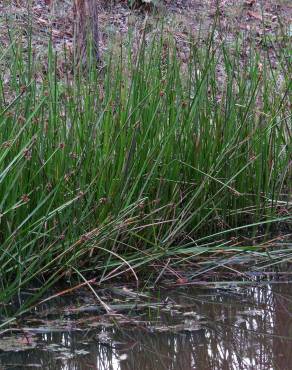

73,0,100,66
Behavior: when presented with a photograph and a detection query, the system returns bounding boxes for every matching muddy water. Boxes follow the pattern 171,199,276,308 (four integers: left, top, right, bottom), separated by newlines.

0,282,291,370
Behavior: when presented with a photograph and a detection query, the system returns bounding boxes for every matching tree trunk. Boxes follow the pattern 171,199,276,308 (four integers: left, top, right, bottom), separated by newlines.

73,0,99,67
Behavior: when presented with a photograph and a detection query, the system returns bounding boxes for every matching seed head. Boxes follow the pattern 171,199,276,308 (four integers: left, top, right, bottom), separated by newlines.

21,194,30,203
23,148,32,160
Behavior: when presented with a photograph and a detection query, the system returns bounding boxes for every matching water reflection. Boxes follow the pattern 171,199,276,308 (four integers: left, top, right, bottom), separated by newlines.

0,283,291,369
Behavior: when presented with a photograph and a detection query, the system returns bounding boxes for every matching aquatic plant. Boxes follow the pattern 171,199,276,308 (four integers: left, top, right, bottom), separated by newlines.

0,23,291,323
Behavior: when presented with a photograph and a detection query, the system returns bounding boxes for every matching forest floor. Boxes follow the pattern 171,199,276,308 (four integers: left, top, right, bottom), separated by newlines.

0,1,291,61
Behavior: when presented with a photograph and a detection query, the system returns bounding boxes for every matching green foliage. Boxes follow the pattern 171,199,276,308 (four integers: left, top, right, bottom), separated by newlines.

0,27,291,322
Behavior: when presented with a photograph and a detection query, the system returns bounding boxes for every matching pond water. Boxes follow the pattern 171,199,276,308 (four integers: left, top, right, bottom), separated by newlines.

0,282,291,370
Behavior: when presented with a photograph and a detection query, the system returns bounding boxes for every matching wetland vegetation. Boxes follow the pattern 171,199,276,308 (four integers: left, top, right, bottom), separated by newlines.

0,0,291,342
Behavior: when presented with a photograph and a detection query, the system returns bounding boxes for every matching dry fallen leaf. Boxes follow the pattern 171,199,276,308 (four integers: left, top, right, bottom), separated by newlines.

247,11,263,21
245,0,256,6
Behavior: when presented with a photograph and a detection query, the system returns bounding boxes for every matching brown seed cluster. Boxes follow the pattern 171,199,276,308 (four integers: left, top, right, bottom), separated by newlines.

21,194,30,203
